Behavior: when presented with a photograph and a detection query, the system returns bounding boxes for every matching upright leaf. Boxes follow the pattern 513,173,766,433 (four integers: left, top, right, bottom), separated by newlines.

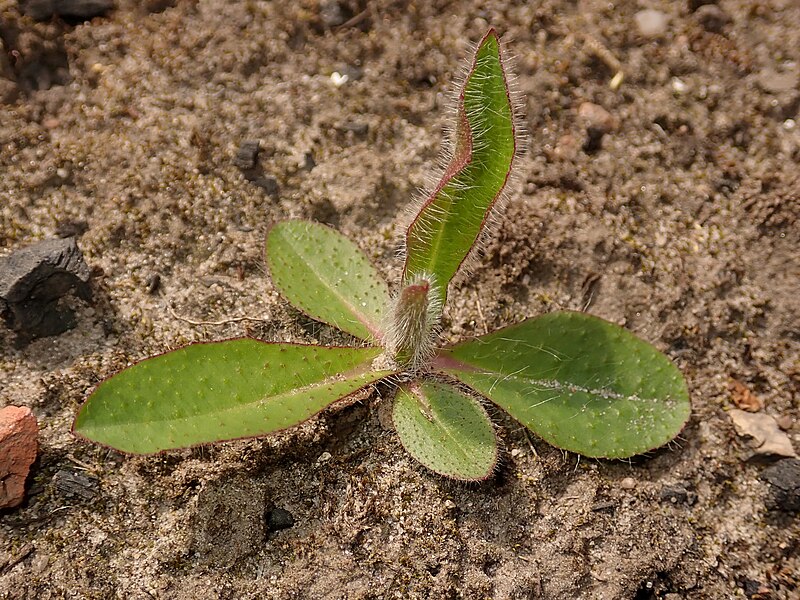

267,220,390,342
403,29,516,302
73,341,393,454
436,312,690,459
393,381,497,480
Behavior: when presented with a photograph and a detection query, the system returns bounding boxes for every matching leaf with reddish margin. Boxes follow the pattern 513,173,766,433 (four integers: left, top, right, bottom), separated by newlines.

393,380,497,480
73,341,394,454
403,29,517,303
267,220,391,343
435,312,690,459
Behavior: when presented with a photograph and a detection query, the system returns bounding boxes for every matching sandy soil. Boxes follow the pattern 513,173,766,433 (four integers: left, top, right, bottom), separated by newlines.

1,0,799,598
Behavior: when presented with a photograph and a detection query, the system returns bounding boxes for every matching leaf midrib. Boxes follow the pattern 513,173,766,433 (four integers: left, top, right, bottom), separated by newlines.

453,369,665,404
412,385,489,467
281,231,384,340
88,370,390,430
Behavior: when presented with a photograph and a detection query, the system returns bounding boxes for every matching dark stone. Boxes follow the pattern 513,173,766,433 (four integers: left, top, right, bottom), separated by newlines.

762,458,800,512
52,469,98,501
736,576,765,598
20,0,115,21
659,484,697,505
583,126,605,154
145,273,161,295
0,237,91,339
251,176,280,197
266,507,295,532
590,501,616,512
233,140,260,171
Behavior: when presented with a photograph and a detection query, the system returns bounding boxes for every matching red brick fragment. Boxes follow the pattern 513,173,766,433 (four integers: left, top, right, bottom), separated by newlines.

0,405,39,509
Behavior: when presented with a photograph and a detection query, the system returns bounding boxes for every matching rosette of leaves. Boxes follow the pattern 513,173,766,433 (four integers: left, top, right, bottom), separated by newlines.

73,30,690,481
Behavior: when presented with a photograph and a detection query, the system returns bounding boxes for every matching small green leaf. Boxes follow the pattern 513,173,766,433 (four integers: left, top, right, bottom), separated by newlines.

393,381,497,480
436,312,690,459
73,341,392,454
267,220,390,342
403,29,516,302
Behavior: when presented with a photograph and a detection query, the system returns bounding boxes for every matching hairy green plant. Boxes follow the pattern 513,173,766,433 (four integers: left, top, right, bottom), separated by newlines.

73,30,690,480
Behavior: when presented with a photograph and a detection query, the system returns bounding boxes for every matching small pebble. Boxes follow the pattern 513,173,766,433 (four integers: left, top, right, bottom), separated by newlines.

266,507,295,532
635,9,670,37
30,553,50,575
510,448,522,458
553,133,580,161
620,477,636,490
444,499,456,510
729,409,797,458
660,484,696,505
583,127,605,154
146,273,161,294
761,459,800,512
578,102,617,134
252,176,280,197
671,77,688,94
330,72,348,87
590,501,616,512
0,406,39,509
318,451,332,463
52,469,98,501
0,237,91,339
233,140,260,171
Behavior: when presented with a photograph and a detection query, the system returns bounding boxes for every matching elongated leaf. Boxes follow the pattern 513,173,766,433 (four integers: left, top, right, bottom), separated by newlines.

436,312,690,459
267,220,390,342
73,341,392,454
393,381,497,480
403,29,516,302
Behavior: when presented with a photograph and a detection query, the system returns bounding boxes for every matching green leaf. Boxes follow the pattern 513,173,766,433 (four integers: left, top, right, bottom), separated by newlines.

73,341,392,454
436,312,690,459
403,29,516,302
393,380,497,480
267,220,390,342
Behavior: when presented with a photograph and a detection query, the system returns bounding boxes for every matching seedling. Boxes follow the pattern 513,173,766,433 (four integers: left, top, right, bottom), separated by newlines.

73,30,690,480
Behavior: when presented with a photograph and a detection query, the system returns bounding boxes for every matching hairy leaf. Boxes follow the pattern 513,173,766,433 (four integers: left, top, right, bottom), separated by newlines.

436,312,690,458
267,220,390,342
393,381,497,480
403,29,516,302
73,341,392,454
